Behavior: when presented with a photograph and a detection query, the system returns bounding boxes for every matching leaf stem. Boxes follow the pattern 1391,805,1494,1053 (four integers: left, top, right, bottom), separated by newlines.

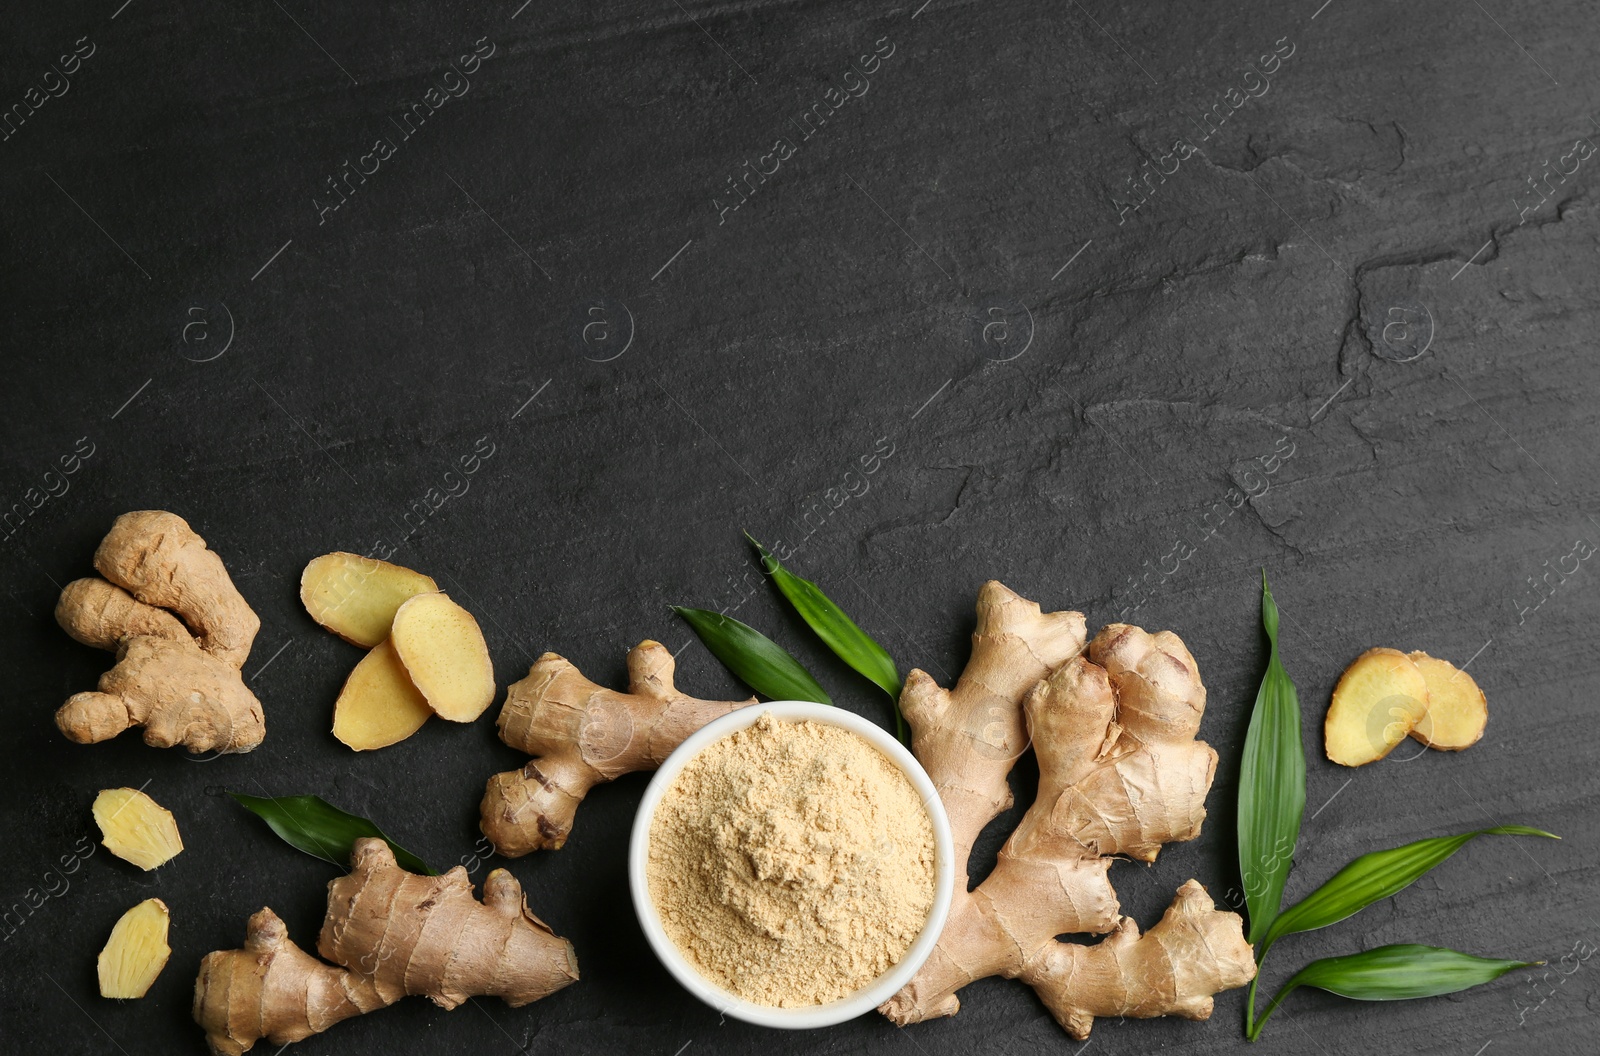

1248,976,1293,1041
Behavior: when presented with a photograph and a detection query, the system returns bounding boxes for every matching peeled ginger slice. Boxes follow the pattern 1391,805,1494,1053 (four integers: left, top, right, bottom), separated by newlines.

390,592,496,722
1325,648,1429,766
300,553,438,648
98,898,171,998
1408,651,1488,750
93,788,183,870
333,638,434,749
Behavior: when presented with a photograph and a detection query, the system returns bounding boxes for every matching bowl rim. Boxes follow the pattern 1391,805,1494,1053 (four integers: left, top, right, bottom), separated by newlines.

627,700,955,1030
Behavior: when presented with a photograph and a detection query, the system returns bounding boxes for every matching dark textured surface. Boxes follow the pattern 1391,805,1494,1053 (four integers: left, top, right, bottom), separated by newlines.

2,1,1596,1053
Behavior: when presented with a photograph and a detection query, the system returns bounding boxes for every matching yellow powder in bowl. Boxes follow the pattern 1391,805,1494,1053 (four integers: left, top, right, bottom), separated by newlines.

646,712,936,1007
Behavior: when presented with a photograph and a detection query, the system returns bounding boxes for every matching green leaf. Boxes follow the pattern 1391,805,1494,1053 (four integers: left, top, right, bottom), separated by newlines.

1237,571,1307,950
1260,826,1558,958
228,793,436,875
1250,944,1536,1040
671,606,832,704
746,534,906,742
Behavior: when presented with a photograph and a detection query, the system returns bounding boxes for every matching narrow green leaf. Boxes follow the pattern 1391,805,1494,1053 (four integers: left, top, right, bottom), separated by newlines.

1261,826,1558,958
1251,945,1536,1039
746,533,906,742
672,606,832,704
228,793,436,875
1238,571,1307,950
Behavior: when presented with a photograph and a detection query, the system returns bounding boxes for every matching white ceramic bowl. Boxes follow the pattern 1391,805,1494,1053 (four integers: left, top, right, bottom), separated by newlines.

628,700,955,1029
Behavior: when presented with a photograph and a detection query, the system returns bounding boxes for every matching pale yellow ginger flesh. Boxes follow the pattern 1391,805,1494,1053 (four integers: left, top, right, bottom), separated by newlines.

194,838,578,1055
878,589,1255,1040
55,511,265,753
300,553,439,648
481,640,752,855
1325,647,1430,766
390,592,496,722
99,898,171,998
332,638,435,749
93,787,184,870
1407,651,1488,749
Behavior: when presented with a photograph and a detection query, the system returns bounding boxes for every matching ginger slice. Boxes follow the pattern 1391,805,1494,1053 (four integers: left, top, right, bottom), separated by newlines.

390,593,495,722
333,638,434,749
93,788,184,870
1408,651,1488,750
300,553,438,648
99,898,171,998
1325,647,1430,766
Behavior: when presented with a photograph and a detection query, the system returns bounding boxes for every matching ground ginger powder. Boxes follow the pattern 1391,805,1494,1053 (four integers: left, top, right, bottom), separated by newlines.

647,713,936,1007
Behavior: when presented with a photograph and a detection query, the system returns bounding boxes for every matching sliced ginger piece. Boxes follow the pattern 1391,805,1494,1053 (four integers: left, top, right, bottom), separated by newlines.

300,553,438,648
93,787,184,870
391,592,495,722
1408,651,1488,750
1325,647,1430,766
333,638,435,749
98,898,171,998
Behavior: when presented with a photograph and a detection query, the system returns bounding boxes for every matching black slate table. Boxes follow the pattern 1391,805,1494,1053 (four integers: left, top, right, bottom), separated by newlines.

2,1,1595,1054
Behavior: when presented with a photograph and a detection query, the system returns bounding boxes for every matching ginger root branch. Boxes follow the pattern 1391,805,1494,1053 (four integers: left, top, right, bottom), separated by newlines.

194,839,577,1054
880,604,1253,1038
59,636,264,753
900,580,1087,881
482,640,754,855
93,510,259,665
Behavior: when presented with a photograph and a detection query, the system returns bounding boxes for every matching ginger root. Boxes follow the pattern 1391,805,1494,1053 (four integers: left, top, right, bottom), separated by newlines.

99,898,171,998
194,838,578,1055
901,581,1088,880
1407,651,1488,750
59,636,265,753
93,787,183,870
481,640,753,855
1325,647,1430,766
880,595,1254,1039
94,510,259,666
57,578,190,650
55,511,265,753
